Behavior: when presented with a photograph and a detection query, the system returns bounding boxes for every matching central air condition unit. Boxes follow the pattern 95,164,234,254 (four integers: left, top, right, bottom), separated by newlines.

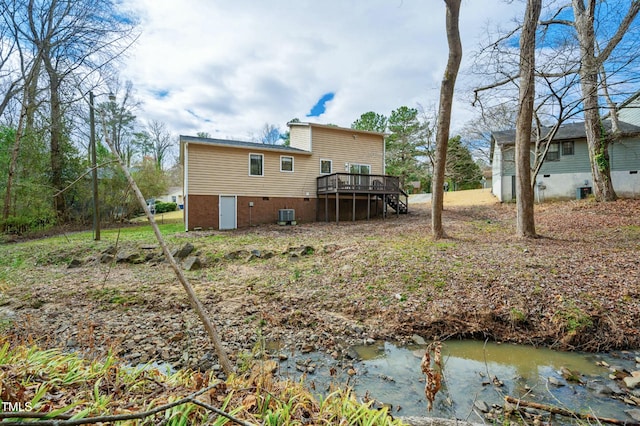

277,209,296,225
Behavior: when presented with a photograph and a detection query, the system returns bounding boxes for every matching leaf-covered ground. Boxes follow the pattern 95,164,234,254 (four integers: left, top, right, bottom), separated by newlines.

2,194,639,372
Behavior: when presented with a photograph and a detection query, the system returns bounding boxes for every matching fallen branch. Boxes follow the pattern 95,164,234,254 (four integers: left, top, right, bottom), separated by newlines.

0,384,255,426
504,395,639,426
98,112,233,375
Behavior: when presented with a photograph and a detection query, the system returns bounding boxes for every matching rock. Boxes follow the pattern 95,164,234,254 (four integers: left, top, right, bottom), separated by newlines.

624,375,640,389
262,251,275,259
67,258,83,268
99,254,114,263
116,251,139,263
586,381,613,395
250,249,262,258
182,256,201,271
196,352,214,372
102,245,117,255
225,250,249,260
608,382,625,395
0,307,17,323
300,343,315,353
474,400,490,413
548,377,565,387
174,243,195,259
364,338,375,345
344,349,359,360
626,409,640,422
411,334,427,345
347,368,356,376
560,366,583,383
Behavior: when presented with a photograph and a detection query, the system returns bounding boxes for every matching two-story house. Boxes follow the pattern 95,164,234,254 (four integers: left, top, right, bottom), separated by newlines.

491,93,640,202
180,122,407,230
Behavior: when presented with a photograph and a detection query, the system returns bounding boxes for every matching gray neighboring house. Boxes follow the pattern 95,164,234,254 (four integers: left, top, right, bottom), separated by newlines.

491,95,640,202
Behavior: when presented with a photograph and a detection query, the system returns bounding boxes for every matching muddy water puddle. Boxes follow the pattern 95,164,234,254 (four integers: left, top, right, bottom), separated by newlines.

273,340,640,423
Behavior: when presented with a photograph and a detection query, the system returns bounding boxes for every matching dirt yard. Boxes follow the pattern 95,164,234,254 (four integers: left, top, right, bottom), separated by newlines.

3,192,639,370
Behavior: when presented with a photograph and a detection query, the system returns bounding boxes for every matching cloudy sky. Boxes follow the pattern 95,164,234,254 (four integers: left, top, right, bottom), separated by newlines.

119,1,526,141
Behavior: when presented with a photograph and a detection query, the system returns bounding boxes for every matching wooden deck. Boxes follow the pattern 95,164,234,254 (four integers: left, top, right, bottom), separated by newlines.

316,173,408,223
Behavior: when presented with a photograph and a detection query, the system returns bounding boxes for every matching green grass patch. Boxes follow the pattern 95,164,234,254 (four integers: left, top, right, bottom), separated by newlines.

88,287,143,306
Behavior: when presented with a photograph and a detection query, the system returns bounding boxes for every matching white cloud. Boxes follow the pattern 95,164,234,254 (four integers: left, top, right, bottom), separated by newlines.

120,0,525,140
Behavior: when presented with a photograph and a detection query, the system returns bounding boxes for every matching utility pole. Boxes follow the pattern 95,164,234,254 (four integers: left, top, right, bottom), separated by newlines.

89,91,100,241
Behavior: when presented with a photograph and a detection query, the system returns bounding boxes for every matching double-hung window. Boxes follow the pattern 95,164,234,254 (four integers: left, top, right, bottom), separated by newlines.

546,143,560,161
280,156,294,172
562,141,574,156
320,159,332,174
249,153,264,176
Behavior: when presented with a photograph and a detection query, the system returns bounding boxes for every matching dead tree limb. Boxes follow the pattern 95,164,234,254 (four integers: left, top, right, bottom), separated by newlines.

504,395,639,425
0,384,255,425
97,112,233,374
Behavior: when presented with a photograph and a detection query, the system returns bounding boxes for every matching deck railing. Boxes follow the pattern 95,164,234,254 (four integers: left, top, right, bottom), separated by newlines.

317,173,401,194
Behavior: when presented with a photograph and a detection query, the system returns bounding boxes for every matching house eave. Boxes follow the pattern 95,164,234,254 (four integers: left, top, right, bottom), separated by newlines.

179,135,312,155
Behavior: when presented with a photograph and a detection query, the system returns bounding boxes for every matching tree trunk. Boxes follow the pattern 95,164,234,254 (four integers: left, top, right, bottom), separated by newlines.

515,0,541,238
572,0,640,201
3,59,41,222
44,60,67,218
431,0,462,239
572,0,616,201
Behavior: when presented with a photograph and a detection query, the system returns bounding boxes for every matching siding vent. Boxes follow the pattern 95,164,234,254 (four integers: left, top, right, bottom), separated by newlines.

263,197,270,201
630,171,638,174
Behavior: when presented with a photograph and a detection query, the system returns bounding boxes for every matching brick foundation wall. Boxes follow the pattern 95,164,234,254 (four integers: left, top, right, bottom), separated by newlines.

237,196,316,228
186,195,317,230
186,194,385,230
186,194,217,229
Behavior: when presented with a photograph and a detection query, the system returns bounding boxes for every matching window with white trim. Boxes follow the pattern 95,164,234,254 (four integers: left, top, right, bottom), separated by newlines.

249,153,264,176
280,156,294,172
320,159,332,174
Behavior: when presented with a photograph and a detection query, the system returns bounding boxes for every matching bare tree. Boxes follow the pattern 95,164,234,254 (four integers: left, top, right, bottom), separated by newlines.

431,0,462,239
473,1,640,204
570,0,640,201
10,0,137,219
146,119,173,170
259,123,281,144
515,0,542,238
460,103,517,165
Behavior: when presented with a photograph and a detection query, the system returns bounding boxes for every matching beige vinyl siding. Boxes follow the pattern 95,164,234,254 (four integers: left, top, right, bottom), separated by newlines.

309,126,385,175
289,126,311,151
187,144,316,198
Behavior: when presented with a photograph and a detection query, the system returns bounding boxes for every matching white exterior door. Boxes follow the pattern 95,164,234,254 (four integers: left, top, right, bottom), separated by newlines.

219,195,237,230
